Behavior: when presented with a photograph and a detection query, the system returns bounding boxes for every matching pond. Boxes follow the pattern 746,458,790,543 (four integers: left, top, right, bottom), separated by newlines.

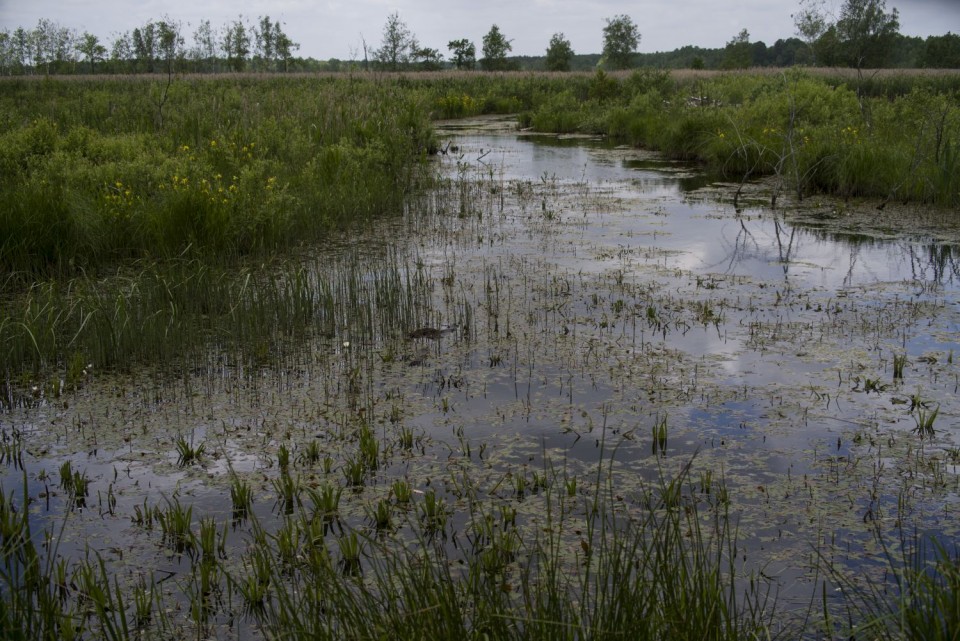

3,115,959,637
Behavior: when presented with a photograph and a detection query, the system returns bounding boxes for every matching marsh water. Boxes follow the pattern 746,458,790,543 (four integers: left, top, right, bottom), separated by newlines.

4,116,960,633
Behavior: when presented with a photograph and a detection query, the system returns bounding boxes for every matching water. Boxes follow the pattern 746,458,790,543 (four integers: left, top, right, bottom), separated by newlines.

3,118,960,633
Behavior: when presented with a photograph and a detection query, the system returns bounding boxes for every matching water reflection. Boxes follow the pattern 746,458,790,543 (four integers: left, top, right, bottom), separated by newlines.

444,131,960,294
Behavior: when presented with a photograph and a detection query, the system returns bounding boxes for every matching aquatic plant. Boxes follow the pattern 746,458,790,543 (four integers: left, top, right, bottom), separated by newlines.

230,476,253,521
272,472,302,515
391,479,413,505
175,433,206,467
914,403,940,437
893,353,907,380
306,482,342,531
337,530,363,576
156,496,194,554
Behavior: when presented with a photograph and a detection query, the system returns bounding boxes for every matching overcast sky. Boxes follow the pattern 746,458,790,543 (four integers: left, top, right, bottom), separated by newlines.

1,0,958,60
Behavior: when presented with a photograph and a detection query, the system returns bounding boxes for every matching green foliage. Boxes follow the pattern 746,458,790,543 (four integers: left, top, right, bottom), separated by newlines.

447,38,476,70
545,33,574,72
919,32,960,69
374,12,414,71
836,0,901,68
723,29,753,69
480,25,513,71
0,76,434,279
508,69,959,208
602,15,640,69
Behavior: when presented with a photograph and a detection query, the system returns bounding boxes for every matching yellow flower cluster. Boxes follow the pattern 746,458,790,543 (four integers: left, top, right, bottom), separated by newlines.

840,125,861,144
103,180,136,219
159,171,279,204
207,139,257,161
436,94,477,116
161,172,235,205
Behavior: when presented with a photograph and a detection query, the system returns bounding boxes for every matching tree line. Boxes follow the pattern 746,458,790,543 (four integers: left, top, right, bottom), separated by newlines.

0,15,299,75
1,0,957,76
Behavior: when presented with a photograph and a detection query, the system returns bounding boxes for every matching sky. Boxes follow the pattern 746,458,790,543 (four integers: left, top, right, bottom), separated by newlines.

1,0,958,61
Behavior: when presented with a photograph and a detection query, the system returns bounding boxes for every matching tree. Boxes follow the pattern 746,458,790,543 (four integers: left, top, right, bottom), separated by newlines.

111,32,134,73
223,19,250,72
481,25,512,71
375,12,413,71
836,0,900,68
602,15,640,70
11,27,30,73
31,19,56,74
0,30,12,75
132,22,157,72
254,16,275,69
156,19,184,76
545,32,574,71
813,24,844,66
411,44,443,71
77,32,106,73
723,28,752,69
275,26,299,72
447,38,475,70
190,19,217,72
792,0,829,63
919,32,960,69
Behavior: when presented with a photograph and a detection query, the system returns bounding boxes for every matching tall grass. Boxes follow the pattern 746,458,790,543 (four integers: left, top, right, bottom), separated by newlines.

0,76,436,282
823,529,960,640
497,69,960,207
0,246,436,401
230,458,776,640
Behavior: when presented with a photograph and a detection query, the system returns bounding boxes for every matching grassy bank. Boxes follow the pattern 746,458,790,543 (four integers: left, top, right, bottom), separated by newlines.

512,69,960,207
0,75,435,282
0,75,437,385
392,69,960,208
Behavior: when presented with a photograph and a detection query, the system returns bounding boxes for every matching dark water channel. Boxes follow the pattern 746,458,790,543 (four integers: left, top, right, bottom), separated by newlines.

3,117,960,635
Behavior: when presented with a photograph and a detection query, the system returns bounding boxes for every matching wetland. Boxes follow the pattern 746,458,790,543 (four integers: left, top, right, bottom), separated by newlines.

2,75,960,640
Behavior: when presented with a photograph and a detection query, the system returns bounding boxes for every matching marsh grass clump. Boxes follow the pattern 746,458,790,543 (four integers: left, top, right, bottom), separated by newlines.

230,476,253,522
343,456,367,488
272,472,302,515
337,530,363,576
156,496,194,555
277,443,291,473
893,353,907,380
357,422,380,470
306,482,342,532
175,433,206,467
398,426,415,451
368,498,393,532
299,440,322,466
914,403,940,437
0,430,24,469
59,460,89,507
652,413,668,456
391,479,413,505
418,489,448,536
